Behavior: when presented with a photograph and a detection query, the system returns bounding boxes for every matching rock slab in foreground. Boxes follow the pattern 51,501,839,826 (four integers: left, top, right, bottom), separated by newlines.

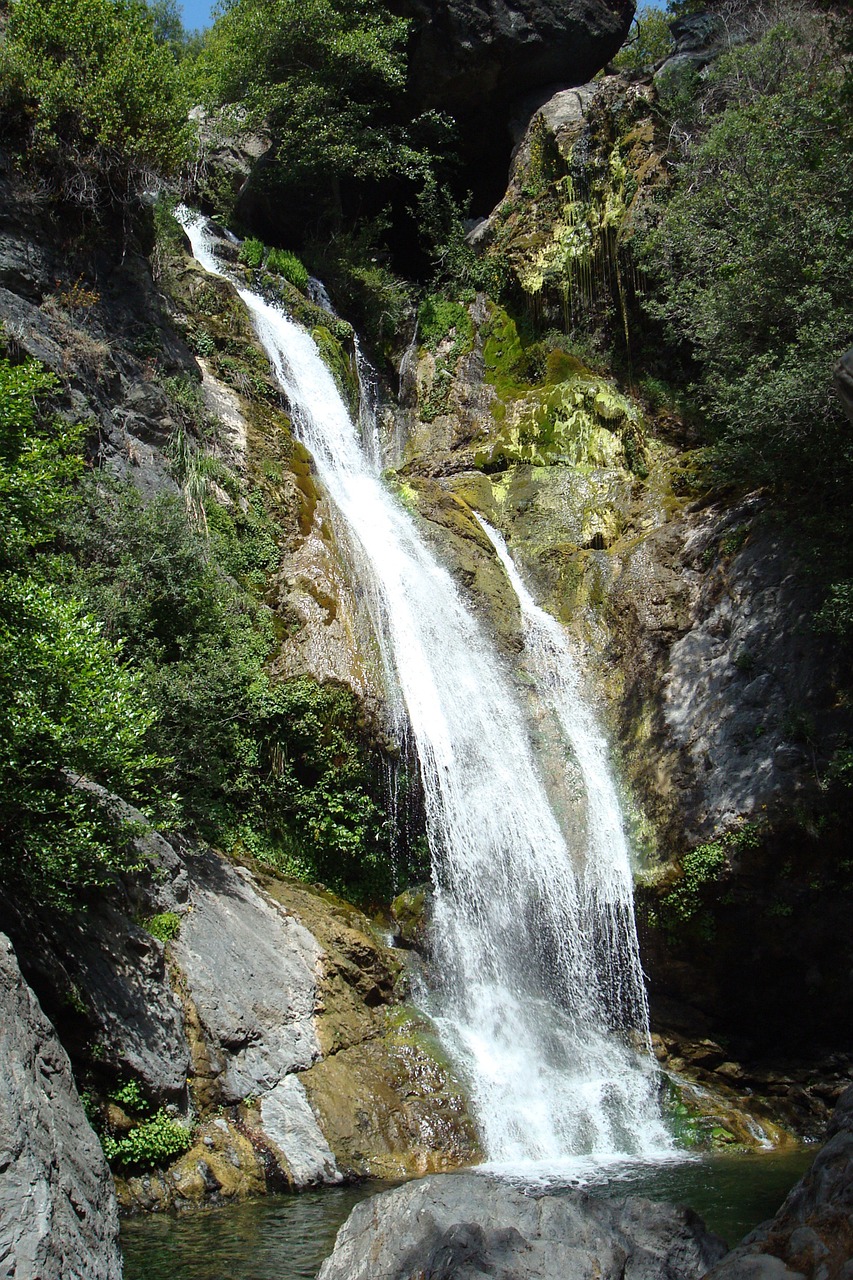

0,932,121,1280
317,1171,728,1280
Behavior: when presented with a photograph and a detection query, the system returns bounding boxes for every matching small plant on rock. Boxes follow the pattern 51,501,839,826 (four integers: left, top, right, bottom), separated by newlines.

144,911,182,943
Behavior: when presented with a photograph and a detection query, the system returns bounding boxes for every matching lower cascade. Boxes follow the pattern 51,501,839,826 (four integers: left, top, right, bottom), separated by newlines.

179,209,671,1170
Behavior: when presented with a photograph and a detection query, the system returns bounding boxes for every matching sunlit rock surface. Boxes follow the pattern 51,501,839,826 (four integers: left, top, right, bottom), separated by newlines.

317,1172,727,1280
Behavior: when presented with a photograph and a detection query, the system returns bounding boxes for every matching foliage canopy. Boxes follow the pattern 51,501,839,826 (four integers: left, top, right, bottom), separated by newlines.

0,354,159,906
193,0,424,193
1,0,192,207
641,20,853,503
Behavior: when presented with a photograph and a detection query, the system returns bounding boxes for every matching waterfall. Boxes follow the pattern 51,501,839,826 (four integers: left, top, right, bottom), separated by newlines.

177,209,671,1171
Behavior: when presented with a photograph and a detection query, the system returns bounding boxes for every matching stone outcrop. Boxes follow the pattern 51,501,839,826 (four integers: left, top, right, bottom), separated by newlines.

3,808,476,1213
316,1171,728,1280
393,0,635,204
0,933,122,1280
705,1085,853,1280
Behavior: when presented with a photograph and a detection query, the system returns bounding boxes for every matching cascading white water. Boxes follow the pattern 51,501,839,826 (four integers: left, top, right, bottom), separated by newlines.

178,209,671,1170
476,518,654,1046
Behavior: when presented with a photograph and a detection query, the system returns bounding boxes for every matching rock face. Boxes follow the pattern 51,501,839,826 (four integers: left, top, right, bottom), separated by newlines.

706,1085,853,1280
0,933,122,1280
385,61,853,1063
3,809,477,1212
395,0,635,204
317,1172,728,1280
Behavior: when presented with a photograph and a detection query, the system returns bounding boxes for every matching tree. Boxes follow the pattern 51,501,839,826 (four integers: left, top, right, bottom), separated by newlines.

612,7,672,72
0,354,159,905
192,0,439,229
1,0,192,207
641,19,853,501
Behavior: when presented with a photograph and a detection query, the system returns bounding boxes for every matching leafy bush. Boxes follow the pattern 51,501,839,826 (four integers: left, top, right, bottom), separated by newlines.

649,824,760,940
144,911,181,942
612,8,672,72
102,1108,192,1170
238,236,266,269
0,352,160,907
57,478,396,902
815,580,853,638
194,0,414,196
110,1078,147,1115
418,297,474,355
1,0,192,208
641,21,853,505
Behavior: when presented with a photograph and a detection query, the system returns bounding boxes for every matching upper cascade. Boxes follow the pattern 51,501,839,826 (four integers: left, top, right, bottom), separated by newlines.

177,207,670,1172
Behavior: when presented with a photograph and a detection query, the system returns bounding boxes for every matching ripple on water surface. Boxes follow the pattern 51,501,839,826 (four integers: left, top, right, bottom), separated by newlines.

121,1149,815,1280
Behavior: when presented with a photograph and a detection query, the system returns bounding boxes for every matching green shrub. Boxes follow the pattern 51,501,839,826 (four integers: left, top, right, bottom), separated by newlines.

641,21,853,506
194,0,411,195
109,1078,148,1115
57,479,397,903
267,248,309,291
815,580,853,638
102,1108,192,1170
0,353,160,908
418,297,473,356
2,0,192,208
650,825,760,940
238,236,266,269
612,8,672,73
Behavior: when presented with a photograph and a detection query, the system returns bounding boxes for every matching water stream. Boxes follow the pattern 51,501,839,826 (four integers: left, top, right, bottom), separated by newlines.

177,210,670,1169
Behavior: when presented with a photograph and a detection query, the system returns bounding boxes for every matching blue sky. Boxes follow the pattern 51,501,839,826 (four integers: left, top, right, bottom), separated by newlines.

179,0,216,31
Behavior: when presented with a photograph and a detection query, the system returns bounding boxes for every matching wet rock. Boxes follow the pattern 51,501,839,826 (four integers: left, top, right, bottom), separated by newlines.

0,933,122,1280
257,1076,341,1187
171,847,323,1102
392,886,431,949
316,1172,728,1280
301,1010,480,1179
706,1086,853,1280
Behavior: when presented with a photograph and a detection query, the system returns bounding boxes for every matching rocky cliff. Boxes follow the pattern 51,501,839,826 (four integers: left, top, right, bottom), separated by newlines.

374,62,853,1089
0,932,122,1280
3,802,476,1214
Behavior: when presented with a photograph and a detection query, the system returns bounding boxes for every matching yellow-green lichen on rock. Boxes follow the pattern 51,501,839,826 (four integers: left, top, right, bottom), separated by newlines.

478,76,668,328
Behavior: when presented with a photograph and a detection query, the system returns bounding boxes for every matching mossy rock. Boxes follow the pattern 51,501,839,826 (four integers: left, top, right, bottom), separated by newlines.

299,1008,480,1178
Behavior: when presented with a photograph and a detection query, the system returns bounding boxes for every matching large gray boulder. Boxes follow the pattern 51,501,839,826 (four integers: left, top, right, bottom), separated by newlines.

0,933,121,1280
705,1085,853,1280
317,1171,728,1280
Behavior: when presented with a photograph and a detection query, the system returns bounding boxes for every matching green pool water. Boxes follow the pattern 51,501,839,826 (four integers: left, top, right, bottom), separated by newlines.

120,1148,814,1280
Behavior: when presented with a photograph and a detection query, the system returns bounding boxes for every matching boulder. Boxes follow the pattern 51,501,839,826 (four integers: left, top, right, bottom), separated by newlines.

705,1085,853,1279
316,1171,728,1280
654,13,727,95
0,933,121,1280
